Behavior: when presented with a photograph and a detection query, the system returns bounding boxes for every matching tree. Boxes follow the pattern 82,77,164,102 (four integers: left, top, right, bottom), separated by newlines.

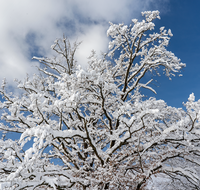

0,10,199,189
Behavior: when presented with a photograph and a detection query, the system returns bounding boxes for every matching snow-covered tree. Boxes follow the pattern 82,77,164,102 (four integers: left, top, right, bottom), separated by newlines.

0,11,199,190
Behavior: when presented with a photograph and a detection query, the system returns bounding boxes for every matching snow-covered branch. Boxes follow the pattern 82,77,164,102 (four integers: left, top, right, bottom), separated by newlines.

0,11,199,190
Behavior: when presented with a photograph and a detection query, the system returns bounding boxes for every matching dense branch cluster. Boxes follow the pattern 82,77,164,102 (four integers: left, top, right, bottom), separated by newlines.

0,11,200,190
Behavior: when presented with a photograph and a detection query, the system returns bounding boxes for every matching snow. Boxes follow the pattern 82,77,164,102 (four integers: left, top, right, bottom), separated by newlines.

145,174,171,190
0,10,199,190
188,93,195,102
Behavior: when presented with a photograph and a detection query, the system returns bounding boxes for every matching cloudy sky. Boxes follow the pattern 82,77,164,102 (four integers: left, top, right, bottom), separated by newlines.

0,0,199,108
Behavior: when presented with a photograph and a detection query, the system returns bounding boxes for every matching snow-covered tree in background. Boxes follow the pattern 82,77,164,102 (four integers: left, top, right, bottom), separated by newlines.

0,11,199,190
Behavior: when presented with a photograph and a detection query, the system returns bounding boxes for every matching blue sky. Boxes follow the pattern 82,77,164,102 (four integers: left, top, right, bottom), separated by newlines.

0,0,199,108
149,0,200,107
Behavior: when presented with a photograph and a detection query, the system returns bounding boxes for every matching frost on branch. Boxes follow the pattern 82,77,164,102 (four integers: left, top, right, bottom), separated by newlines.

0,11,200,190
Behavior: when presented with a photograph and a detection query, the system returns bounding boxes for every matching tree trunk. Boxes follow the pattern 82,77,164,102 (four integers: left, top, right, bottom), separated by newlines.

136,178,145,190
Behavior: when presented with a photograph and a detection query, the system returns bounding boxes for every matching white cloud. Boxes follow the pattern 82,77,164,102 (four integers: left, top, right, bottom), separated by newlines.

74,24,109,68
0,0,169,85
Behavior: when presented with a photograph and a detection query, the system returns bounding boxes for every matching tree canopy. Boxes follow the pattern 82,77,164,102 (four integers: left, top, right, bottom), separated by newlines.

1,11,200,190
